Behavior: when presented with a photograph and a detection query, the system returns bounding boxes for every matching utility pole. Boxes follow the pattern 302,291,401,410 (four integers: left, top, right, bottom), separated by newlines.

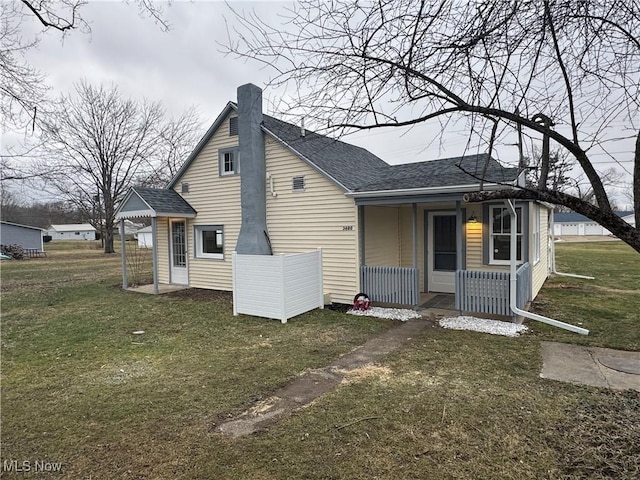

532,113,555,190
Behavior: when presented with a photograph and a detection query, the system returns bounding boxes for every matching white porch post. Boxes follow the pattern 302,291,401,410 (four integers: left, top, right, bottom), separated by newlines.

151,217,159,294
412,203,418,269
358,205,365,292
412,203,418,305
120,219,127,289
455,201,463,271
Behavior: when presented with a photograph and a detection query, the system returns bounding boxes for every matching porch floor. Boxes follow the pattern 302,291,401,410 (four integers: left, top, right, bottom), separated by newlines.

421,293,456,310
125,284,190,295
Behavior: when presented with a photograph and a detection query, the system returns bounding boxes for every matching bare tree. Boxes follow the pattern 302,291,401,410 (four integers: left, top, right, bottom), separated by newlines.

226,0,640,252
136,107,202,188
0,0,169,132
36,81,185,254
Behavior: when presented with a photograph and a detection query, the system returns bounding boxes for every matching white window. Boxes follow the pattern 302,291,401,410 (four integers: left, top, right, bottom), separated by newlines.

194,225,224,259
490,206,522,264
532,205,540,264
219,148,239,176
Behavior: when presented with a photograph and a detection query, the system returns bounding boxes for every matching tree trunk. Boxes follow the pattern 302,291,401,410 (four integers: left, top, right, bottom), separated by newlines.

464,189,640,254
104,223,115,254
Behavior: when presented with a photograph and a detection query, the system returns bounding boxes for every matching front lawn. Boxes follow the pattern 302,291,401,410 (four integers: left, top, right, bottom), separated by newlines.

531,241,640,350
1,240,638,479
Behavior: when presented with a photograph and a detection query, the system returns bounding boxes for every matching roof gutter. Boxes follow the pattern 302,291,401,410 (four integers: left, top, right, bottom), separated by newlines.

345,182,513,199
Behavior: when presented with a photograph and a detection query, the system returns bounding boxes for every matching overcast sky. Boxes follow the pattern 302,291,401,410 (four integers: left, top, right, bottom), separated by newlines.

3,0,635,207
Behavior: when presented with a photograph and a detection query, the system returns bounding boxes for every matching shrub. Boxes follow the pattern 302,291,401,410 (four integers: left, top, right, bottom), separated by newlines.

1,244,25,260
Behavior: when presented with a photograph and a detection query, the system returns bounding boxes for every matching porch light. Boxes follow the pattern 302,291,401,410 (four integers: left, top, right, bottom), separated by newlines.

468,214,478,223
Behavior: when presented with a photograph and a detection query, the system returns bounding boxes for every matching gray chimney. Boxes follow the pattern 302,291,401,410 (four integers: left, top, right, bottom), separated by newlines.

235,83,272,255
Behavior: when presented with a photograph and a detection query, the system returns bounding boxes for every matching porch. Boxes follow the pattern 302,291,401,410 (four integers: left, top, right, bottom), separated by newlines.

126,284,190,295
357,199,532,318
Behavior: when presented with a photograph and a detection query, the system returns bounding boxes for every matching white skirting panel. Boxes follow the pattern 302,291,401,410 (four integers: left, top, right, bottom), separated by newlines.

232,249,324,323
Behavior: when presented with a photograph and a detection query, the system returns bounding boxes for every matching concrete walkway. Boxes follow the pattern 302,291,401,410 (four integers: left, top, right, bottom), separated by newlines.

215,318,436,437
540,341,640,391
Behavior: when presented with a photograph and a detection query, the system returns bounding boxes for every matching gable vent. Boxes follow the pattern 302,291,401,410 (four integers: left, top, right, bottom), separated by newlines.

292,176,305,191
229,116,238,136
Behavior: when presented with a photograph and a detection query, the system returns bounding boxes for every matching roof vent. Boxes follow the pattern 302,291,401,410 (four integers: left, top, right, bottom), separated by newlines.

229,116,238,136
300,117,305,137
292,176,305,191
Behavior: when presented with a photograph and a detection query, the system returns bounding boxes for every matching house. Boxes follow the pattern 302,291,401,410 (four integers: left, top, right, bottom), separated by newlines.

47,223,97,241
553,211,635,237
115,83,552,316
135,225,153,248
1,221,45,252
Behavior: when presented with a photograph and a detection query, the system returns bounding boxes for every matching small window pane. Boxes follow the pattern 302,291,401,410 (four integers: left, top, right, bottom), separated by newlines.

224,152,235,173
202,230,223,254
493,236,522,261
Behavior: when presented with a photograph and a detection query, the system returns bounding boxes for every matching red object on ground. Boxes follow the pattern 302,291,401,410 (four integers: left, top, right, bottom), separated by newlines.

353,293,371,311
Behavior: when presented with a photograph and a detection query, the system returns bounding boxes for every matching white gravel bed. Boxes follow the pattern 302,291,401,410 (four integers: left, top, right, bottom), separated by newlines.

438,316,528,337
347,306,422,322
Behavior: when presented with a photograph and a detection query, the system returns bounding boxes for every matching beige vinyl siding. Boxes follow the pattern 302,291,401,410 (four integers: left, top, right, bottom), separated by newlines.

399,206,426,291
265,136,358,304
173,113,241,291
364,206,400,266
156,217,169,283
531,205,550,298
465,204,485,270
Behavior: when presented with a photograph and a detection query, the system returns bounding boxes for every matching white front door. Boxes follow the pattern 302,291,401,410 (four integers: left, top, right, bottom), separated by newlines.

170,220,188,285
427,212,457,293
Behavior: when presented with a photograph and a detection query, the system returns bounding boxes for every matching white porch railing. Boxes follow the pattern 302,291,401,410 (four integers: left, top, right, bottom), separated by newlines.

455,263,531,316
360,266,420,306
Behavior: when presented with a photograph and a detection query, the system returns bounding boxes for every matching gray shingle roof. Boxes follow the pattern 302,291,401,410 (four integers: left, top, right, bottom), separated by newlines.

132,187,196,215
354,154,519,192
262,115,390,191
263,115,518,192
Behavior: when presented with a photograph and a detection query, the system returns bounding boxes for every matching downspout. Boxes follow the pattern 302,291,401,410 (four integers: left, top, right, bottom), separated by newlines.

505,200,589,335
549,209,594,280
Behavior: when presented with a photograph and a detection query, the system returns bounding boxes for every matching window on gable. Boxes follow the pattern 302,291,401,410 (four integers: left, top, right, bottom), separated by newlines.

229,116,238,136
490,205,522,264
292,175,305,191
194,225,224,259
181,182,190,194
219,148,239,176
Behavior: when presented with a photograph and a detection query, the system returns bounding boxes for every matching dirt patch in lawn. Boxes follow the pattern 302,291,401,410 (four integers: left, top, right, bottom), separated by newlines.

215,318,435,437
164,288,233,304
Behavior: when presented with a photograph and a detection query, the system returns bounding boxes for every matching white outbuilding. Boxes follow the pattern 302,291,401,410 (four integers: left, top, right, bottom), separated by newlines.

47,223,97,241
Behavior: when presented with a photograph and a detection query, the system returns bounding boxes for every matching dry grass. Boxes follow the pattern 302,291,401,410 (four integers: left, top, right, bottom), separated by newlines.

1,240,638,479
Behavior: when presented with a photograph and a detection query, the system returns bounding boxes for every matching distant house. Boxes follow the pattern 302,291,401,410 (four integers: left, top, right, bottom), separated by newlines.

47,223,97,241
0,221,44,251
135,225,153,248
553,211,635,236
